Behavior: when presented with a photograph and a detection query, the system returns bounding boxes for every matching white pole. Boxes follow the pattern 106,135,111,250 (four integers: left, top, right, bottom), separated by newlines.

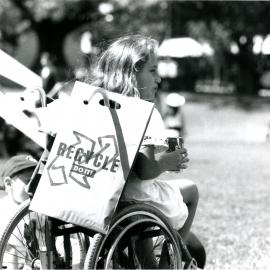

0,49,42,88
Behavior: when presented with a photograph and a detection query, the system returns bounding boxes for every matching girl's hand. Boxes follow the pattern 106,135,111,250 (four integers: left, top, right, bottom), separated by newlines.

175,148,189,170
156,148,189,171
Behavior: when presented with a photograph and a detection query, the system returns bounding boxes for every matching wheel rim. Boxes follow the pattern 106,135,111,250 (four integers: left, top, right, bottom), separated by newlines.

0,209,85,269
104,218,181,269
85,204,183,270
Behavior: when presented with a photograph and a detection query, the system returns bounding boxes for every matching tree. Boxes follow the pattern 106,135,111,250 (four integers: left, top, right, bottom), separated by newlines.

171,1,270,95
0,0,103,73
0,0,168,77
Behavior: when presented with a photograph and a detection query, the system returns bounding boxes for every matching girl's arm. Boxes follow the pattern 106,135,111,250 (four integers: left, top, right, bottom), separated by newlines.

133,145,189,180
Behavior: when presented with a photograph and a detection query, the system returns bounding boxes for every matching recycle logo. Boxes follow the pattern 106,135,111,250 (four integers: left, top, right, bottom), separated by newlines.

47,131,119,189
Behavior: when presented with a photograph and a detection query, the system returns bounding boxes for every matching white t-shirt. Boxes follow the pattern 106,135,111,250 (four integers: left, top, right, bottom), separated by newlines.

140,107,168,153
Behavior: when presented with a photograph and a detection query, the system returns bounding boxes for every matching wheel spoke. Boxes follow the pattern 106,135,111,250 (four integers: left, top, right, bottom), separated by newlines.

0,201,87,269
84,204,182,269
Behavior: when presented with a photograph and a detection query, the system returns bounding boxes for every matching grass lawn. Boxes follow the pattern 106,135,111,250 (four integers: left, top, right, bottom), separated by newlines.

1,91,270,269
178,93,270,269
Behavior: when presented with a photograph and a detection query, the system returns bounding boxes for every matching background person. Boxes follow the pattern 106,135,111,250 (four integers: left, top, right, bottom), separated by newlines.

0,154,37,206
0,154,37,269
164,92,186,137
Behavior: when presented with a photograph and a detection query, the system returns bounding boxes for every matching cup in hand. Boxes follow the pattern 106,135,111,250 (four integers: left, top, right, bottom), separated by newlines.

165,137,185,172
166,137,184,152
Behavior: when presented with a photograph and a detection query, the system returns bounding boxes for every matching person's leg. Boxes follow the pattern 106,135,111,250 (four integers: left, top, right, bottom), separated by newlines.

135,239,158,268
186,231,206,269
177,179,199,242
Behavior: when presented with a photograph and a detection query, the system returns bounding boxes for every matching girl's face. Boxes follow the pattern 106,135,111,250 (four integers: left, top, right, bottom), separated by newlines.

136,53,161,102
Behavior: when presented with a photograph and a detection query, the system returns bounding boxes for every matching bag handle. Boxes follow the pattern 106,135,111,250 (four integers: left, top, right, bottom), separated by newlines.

85,88,110,107
85,88,130,179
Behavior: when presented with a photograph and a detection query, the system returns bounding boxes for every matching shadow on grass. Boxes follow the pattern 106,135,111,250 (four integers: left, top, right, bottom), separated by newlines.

185,92,270,111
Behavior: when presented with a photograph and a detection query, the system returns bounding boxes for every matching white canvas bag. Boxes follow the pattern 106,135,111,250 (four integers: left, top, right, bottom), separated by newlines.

30,82,154,233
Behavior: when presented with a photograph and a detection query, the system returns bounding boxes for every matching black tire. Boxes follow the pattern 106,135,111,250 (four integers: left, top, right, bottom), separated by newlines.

84,203,182,269
0,199,87,269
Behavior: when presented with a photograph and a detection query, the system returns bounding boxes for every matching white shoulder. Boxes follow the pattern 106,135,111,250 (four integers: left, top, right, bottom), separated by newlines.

141,107,168,153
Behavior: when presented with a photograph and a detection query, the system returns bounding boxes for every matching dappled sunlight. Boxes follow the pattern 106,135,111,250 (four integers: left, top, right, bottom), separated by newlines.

183,95,270,143
181,140,270,269
176,94,270,268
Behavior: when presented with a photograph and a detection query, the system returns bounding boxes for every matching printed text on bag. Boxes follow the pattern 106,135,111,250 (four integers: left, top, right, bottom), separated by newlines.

47,131,120,189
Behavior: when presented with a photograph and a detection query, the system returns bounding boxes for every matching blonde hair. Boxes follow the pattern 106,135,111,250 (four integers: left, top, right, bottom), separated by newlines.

85,34,159,97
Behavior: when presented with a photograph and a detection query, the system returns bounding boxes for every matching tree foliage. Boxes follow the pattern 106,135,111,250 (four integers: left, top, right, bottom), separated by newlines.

0,0,168,70
1,0,270,94
171,1,270,94
0,0,102,71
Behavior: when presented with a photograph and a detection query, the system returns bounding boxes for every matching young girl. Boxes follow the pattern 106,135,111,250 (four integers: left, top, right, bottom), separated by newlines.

85,33,199,246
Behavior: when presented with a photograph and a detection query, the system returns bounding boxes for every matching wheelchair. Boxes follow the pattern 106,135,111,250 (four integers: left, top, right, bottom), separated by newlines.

0,143,197,269
0,196,197,269
0,88,198,269
0,199,197,269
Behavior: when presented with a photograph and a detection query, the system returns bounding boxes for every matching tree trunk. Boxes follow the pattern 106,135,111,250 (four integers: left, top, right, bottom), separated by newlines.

33,19,70,71
234,41,260,95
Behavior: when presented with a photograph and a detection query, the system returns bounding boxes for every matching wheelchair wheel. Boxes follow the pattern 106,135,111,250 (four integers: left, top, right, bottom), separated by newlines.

84,203,182,269
0,199,87,269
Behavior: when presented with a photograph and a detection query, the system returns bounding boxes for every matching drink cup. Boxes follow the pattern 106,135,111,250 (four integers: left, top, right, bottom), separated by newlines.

166,137,184,152
165,137,184,172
